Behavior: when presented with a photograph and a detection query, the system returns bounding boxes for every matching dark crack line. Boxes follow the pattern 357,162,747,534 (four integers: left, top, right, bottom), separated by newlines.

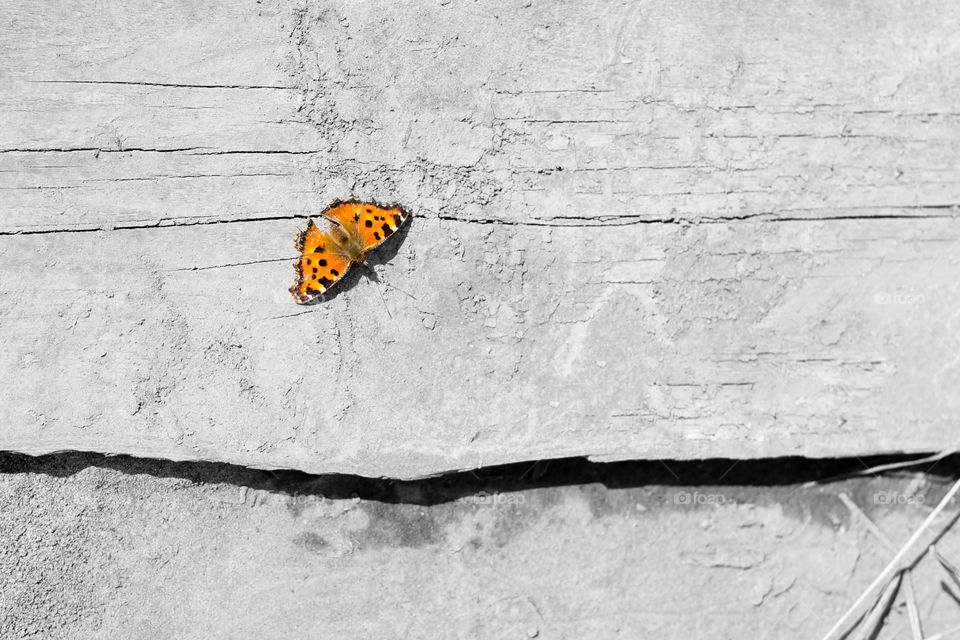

4,173,297,189
439,206,959,228
32,80,295,90
267,309,324,320
1,450,955,499
0,147,325,155
437,214,682,227
0,213,308,237
773,212,958,223
167,257,299,272
0,146,212,154
190,149,326,156
2,207,957,238
81,173,296,183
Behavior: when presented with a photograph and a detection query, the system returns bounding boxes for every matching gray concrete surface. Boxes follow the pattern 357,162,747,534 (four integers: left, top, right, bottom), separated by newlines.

2,2,959,477
3,453,960,639
5,2,960,638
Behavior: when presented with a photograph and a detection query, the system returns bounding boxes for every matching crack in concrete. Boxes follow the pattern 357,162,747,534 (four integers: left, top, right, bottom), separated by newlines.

1,450,952,487
166,257,298,272
0,147,211,154
439,206,958,228
0,148,324,155
0,213,307,236
1,205,956,238
32,80,295,90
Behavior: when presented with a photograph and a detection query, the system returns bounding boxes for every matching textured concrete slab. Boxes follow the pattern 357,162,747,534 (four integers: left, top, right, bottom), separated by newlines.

3,454,960,639
2,0,959,477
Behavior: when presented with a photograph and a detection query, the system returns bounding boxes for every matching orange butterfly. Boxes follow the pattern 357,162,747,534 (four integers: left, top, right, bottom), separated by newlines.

289,200,411,304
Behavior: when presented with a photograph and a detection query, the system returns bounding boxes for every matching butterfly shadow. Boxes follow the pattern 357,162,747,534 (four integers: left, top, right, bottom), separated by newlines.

302,216,414,304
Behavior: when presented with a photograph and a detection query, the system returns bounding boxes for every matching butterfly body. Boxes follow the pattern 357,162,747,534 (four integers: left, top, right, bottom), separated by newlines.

289,201,410,304
326,220,367,264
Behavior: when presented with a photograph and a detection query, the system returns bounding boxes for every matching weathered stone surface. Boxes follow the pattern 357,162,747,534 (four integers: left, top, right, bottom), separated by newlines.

2,0,959,477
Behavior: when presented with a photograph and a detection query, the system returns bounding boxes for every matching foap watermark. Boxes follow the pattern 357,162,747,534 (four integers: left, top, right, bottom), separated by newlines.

673,491,729,506
464,491,526,507
873,291,926,306
873,491,926,506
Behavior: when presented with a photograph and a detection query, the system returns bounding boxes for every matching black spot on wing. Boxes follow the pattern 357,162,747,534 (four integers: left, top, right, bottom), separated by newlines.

318,259,327,266
392,213,402,227
314,245,324,253
373,232,381,241
365,219,373,228
318,276,333,290
330,269,339,277
381,222,392,237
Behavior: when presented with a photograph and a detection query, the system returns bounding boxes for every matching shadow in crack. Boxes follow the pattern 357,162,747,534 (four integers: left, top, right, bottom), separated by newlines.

1,450,956,507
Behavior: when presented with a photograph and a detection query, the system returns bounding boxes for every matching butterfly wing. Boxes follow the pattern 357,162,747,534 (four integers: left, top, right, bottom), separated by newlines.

322,201,410,251
289,218,352,304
